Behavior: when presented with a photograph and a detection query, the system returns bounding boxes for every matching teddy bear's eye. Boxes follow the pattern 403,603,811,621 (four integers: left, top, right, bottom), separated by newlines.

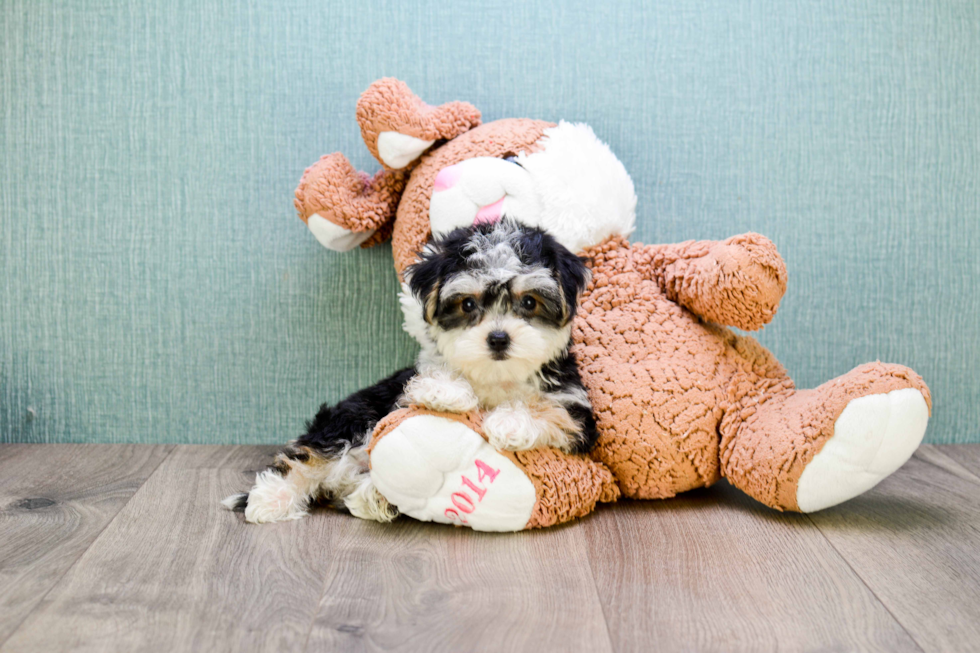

461,298,477,313
520,295,537,311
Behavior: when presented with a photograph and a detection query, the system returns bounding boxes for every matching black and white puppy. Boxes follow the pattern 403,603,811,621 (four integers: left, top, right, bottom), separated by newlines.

403,218,598,454
223,219,597,524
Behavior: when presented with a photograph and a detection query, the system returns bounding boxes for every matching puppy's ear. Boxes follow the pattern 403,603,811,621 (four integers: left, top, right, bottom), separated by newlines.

553,247,592,321
404,253,442,324
405,227,474,323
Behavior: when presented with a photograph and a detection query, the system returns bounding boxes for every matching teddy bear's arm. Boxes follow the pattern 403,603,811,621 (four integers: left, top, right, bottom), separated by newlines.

293,153,408,250
639,233,788,331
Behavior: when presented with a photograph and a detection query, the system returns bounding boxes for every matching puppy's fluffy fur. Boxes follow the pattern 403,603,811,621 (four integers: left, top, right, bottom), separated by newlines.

404,219,597,453
223,220,598,524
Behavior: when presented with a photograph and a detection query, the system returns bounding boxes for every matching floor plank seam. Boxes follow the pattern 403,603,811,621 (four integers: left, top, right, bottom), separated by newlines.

0,444,178,651
300,517,344,653
581,519,619,653
918,446,980,486
805,514,928,653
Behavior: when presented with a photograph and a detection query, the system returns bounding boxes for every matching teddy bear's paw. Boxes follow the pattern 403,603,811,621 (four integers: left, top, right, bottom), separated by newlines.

796,388,929,512
370,415,536,532
403,369,479,413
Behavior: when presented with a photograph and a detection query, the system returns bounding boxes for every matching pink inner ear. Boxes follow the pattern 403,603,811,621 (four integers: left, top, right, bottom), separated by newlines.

473,197,505,226
433,164,462,192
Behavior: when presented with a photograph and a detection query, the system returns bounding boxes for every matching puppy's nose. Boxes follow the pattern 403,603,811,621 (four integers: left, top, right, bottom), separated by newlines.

487,331,510,353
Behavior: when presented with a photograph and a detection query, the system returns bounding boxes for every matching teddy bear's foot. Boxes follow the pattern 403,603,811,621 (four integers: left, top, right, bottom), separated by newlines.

370,415,538,532
796,388,928,512
721,361,931,512
368,409,622,530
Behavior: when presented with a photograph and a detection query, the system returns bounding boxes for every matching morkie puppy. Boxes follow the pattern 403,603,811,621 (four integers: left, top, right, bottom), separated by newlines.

223,219,598,524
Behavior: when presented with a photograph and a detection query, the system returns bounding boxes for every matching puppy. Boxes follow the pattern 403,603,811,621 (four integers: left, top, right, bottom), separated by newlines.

403,218,598,454
223,219,597,524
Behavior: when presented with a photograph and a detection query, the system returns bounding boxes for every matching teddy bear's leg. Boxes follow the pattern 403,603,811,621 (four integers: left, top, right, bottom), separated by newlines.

356,78,482,169
719,360,931,512
293,153,408,251
367,408,619,531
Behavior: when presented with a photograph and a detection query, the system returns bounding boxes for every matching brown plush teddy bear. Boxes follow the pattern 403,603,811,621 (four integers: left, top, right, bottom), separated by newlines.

292,78,931,531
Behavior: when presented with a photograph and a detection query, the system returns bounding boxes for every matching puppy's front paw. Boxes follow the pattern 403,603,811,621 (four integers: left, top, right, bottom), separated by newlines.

404,370,479,413
484,405,540,451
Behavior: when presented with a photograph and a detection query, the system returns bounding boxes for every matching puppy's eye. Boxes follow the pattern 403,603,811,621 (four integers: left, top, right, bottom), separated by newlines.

461,298,478,313
520,295,537,311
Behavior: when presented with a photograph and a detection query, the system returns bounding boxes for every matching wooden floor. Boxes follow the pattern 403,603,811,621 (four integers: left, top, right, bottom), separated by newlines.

1,445,978,653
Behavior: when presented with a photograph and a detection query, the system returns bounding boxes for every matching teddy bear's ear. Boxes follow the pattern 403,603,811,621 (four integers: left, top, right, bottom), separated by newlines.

356,78,482,170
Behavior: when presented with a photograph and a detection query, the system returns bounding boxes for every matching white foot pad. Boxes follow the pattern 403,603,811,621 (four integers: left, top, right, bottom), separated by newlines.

797,388,929,512
307,213,375,252
369,415,536,532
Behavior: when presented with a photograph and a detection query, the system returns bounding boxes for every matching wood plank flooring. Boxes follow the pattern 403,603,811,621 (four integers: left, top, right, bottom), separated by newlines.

807,445,980,653
1,444,978,653
0,445,172,644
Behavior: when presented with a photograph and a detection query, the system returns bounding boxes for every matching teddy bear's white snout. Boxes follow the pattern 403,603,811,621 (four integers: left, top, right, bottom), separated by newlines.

429,157,541,237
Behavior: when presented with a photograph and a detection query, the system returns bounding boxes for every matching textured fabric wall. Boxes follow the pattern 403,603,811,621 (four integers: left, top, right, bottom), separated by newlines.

1,0,977,444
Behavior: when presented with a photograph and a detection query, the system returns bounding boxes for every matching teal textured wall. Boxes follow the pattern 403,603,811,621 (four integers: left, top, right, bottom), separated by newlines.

1,0,977,444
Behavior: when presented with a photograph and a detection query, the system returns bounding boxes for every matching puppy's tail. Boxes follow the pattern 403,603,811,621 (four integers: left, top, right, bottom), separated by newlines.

221,492,248,512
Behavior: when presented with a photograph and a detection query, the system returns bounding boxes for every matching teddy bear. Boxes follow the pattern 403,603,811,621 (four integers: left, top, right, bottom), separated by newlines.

291,78,931,532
